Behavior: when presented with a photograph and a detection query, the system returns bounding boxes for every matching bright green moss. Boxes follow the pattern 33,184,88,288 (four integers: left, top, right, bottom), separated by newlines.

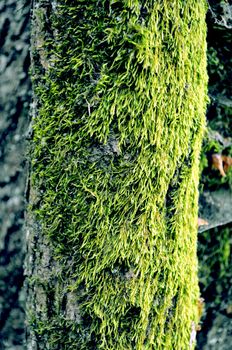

30,1,208,349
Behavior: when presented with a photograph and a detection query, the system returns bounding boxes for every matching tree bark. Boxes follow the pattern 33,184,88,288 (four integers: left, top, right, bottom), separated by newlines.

27,1,208,349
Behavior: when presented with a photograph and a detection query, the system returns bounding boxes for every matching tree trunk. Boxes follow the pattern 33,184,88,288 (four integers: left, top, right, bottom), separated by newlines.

26,1,208,349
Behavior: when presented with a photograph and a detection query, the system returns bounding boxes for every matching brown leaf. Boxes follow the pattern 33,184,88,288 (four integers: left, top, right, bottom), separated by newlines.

198,218,209,227
222,155,232,172
212,153,226,177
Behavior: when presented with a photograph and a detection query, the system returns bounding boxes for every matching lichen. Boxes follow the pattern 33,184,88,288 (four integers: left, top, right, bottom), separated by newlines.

29,1,208,349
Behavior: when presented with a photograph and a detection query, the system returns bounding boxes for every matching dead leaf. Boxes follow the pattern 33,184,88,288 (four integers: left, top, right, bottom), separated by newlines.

198,218,209,227
222,155,232,172
212,153,226,177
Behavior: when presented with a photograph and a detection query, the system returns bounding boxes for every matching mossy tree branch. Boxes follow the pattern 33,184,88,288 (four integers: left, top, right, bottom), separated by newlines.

27,1,208,349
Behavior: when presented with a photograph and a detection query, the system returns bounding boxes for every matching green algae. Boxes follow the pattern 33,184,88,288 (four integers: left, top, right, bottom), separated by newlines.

30,1,208,349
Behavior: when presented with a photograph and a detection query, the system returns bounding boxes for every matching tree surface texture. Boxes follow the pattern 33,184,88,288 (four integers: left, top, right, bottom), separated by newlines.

27,1,208,349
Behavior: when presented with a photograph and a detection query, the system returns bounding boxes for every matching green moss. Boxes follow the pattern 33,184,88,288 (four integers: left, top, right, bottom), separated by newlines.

30,1,208,349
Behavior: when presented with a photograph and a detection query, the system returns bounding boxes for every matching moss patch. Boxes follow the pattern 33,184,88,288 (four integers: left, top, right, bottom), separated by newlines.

30,1,208,349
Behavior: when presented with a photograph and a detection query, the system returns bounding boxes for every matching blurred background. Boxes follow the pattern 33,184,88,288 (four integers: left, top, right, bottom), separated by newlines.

0,0,30,349
197,1,232,348
0,1,231,349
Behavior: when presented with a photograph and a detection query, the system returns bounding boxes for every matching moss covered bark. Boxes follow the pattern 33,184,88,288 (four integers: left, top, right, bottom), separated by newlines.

27,1,208,349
